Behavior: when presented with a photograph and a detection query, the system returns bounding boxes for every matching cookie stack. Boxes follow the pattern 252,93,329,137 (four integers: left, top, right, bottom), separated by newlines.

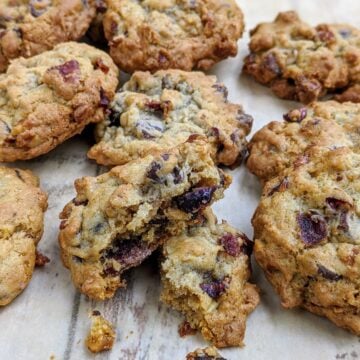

0,1,359,359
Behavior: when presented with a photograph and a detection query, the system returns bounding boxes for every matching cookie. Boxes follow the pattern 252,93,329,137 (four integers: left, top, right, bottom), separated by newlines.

243,11,360,103
0,0,97,72
186,347,226,360
88,70,253,167
161,208,259,347
247,101,360,184
59,138,231,301
0,41,118,162
252,146,360,335
86,310,115,353
103,0,244,73
0,166,47,306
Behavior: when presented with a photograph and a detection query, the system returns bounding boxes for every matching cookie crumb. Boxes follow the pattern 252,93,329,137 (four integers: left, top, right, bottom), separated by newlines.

86,311,115,353
178,321,196,337
186,347,226,360
35,250,50,267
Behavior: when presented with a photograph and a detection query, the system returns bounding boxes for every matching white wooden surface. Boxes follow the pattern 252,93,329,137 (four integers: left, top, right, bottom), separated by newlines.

1,1,360,359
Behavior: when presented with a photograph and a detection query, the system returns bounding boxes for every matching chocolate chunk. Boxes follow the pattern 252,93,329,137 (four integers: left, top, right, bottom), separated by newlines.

220,233,241,257
283,108,307,122
92,310,101,316
49,60,80,83
172,166,184,184
317,264,343,281
338,29,352,39
338,212,349,232
72,198,89,206
200,277,228,299
101,237,152,268
175,187,216,213
136,117,165,139
29,0,50,18
146,161,162,183
297,211,328,246
268,177,289,196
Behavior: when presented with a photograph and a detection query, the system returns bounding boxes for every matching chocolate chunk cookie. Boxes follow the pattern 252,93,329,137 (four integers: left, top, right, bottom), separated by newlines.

0,166,47,306
161,208,259,347
0,42,118,162
243,11,360,103
247,101,360,184
252,146,360,335
59,138,231,301
0,0,97,72
103,0,244,73
186,346,226,360
88,70,253,167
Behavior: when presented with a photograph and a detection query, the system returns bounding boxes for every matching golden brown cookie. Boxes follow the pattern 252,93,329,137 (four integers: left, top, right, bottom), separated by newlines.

103,0,244,73
0,41,118,162
243,11,360,103
59,138,231,301
161,208,259,348
247,101,360,184
88,70,253,167
0,0,97,72
0,166,47,306
252,146,360,335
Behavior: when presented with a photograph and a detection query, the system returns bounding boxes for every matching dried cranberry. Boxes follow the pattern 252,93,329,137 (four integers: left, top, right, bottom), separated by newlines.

268,177,289,196
94,58,109,73
297,211,328,246
178,321,196,337
212,83,228,101
237,112,254,129
146,161,162,183
263,53,282,76
283,108,307,122
317,264,342,281
316,26,335,43
175,187,216,213
49,60,80,83
220,233,241,257
35,250,50,267
99,88,110,108
200,277,227,299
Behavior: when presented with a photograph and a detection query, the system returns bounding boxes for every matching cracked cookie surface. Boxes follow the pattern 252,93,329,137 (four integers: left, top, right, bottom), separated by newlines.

252,146,360,335
88,70,253,167
59,139,231,301
103,0,244,73
0,166,47,306
161,208,259,348
247,101,360,184
0,41,118,162
0,0,97,72
243,11,360,103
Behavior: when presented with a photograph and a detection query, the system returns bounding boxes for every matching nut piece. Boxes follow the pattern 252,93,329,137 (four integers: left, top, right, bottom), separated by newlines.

186,347,226,360
86,311,115,353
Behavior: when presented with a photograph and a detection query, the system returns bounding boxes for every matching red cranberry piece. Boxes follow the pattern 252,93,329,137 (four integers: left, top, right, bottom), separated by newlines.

35,250,50,267
325,197,352,211
50,60,80,82
72,198,89,206
200,277,227,299
220,233,241,257
94,58,109,74
297,211,328,246
317,264,342,281
175,187,216,213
